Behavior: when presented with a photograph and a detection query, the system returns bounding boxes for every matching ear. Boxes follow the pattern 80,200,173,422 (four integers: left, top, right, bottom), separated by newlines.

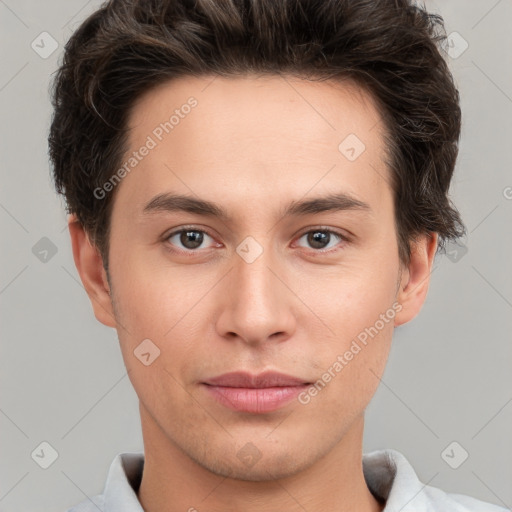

67,214,117,328
394,232,438,327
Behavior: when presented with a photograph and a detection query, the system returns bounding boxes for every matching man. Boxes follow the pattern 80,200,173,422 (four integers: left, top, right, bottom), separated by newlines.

49,0,507,510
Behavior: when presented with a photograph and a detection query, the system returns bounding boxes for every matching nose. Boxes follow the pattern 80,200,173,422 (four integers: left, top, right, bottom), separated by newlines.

214,240,297,347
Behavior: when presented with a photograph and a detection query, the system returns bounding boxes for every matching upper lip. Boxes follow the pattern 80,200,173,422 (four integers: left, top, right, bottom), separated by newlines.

203,371,310,388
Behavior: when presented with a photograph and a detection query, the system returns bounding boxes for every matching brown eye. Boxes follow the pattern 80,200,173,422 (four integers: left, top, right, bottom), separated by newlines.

296,229,347,252
166,228,215,251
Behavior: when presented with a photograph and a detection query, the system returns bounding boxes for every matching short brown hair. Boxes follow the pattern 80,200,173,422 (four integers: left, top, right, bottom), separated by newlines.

48,0,465,271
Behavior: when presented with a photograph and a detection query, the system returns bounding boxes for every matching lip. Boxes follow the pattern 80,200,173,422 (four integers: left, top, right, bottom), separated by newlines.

203,371,310,388
202,371,311,414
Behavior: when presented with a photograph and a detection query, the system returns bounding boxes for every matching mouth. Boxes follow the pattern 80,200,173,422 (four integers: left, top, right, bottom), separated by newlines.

202,371,312,413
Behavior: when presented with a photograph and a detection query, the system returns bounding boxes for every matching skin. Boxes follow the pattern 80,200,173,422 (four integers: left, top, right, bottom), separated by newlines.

69,74,437,512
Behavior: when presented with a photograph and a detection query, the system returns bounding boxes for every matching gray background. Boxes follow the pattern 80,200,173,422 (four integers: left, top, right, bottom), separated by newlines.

0,1,511,511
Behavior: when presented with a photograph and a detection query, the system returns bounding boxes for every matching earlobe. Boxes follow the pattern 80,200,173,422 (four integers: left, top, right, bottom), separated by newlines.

67,214,117,328
394,232,438,327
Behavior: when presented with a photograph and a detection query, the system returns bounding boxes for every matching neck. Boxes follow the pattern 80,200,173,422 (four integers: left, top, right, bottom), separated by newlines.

137,404,384,512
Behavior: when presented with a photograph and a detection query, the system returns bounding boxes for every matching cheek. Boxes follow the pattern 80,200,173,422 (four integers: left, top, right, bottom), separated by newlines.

110,249,190,335
293,250,399,397
109,251,214,379
297,252,399,340
298,300,395,427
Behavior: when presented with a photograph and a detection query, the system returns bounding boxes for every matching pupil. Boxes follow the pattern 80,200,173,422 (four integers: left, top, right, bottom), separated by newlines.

309,231,329,249
181,230,203,249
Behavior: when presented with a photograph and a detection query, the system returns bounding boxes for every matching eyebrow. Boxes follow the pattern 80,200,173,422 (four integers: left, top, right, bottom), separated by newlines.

142,192,372,221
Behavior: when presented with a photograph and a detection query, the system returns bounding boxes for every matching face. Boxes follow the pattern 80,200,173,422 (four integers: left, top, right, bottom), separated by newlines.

72,74,434,481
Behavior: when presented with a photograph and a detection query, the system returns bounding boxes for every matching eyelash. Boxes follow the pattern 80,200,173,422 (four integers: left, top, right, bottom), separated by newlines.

162,225,350,256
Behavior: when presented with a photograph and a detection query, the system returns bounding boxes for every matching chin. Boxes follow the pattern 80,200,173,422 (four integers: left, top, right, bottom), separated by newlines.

191,442,315,482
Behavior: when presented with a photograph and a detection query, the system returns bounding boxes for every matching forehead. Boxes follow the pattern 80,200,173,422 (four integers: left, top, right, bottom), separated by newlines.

116,74,391,221
128,73,385,144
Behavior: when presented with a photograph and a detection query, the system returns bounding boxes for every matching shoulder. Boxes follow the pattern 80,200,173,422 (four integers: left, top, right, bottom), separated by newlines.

363,448,509,512
421,484,509,511
64,493,105,512
63,451,144,512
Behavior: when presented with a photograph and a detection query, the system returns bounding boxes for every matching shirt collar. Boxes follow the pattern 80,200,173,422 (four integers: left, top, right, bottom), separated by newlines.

362,448,437,511
104,452,145,512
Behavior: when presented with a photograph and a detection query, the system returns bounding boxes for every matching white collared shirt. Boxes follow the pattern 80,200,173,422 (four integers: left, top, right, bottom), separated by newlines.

66,448,508,511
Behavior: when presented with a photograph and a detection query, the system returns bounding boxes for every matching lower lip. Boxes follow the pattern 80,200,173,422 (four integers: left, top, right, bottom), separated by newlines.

203,384,309,413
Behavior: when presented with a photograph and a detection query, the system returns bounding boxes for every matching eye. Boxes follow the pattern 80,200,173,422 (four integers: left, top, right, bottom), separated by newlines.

163,226,349,255
295,228,348,252
165,227,218,252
